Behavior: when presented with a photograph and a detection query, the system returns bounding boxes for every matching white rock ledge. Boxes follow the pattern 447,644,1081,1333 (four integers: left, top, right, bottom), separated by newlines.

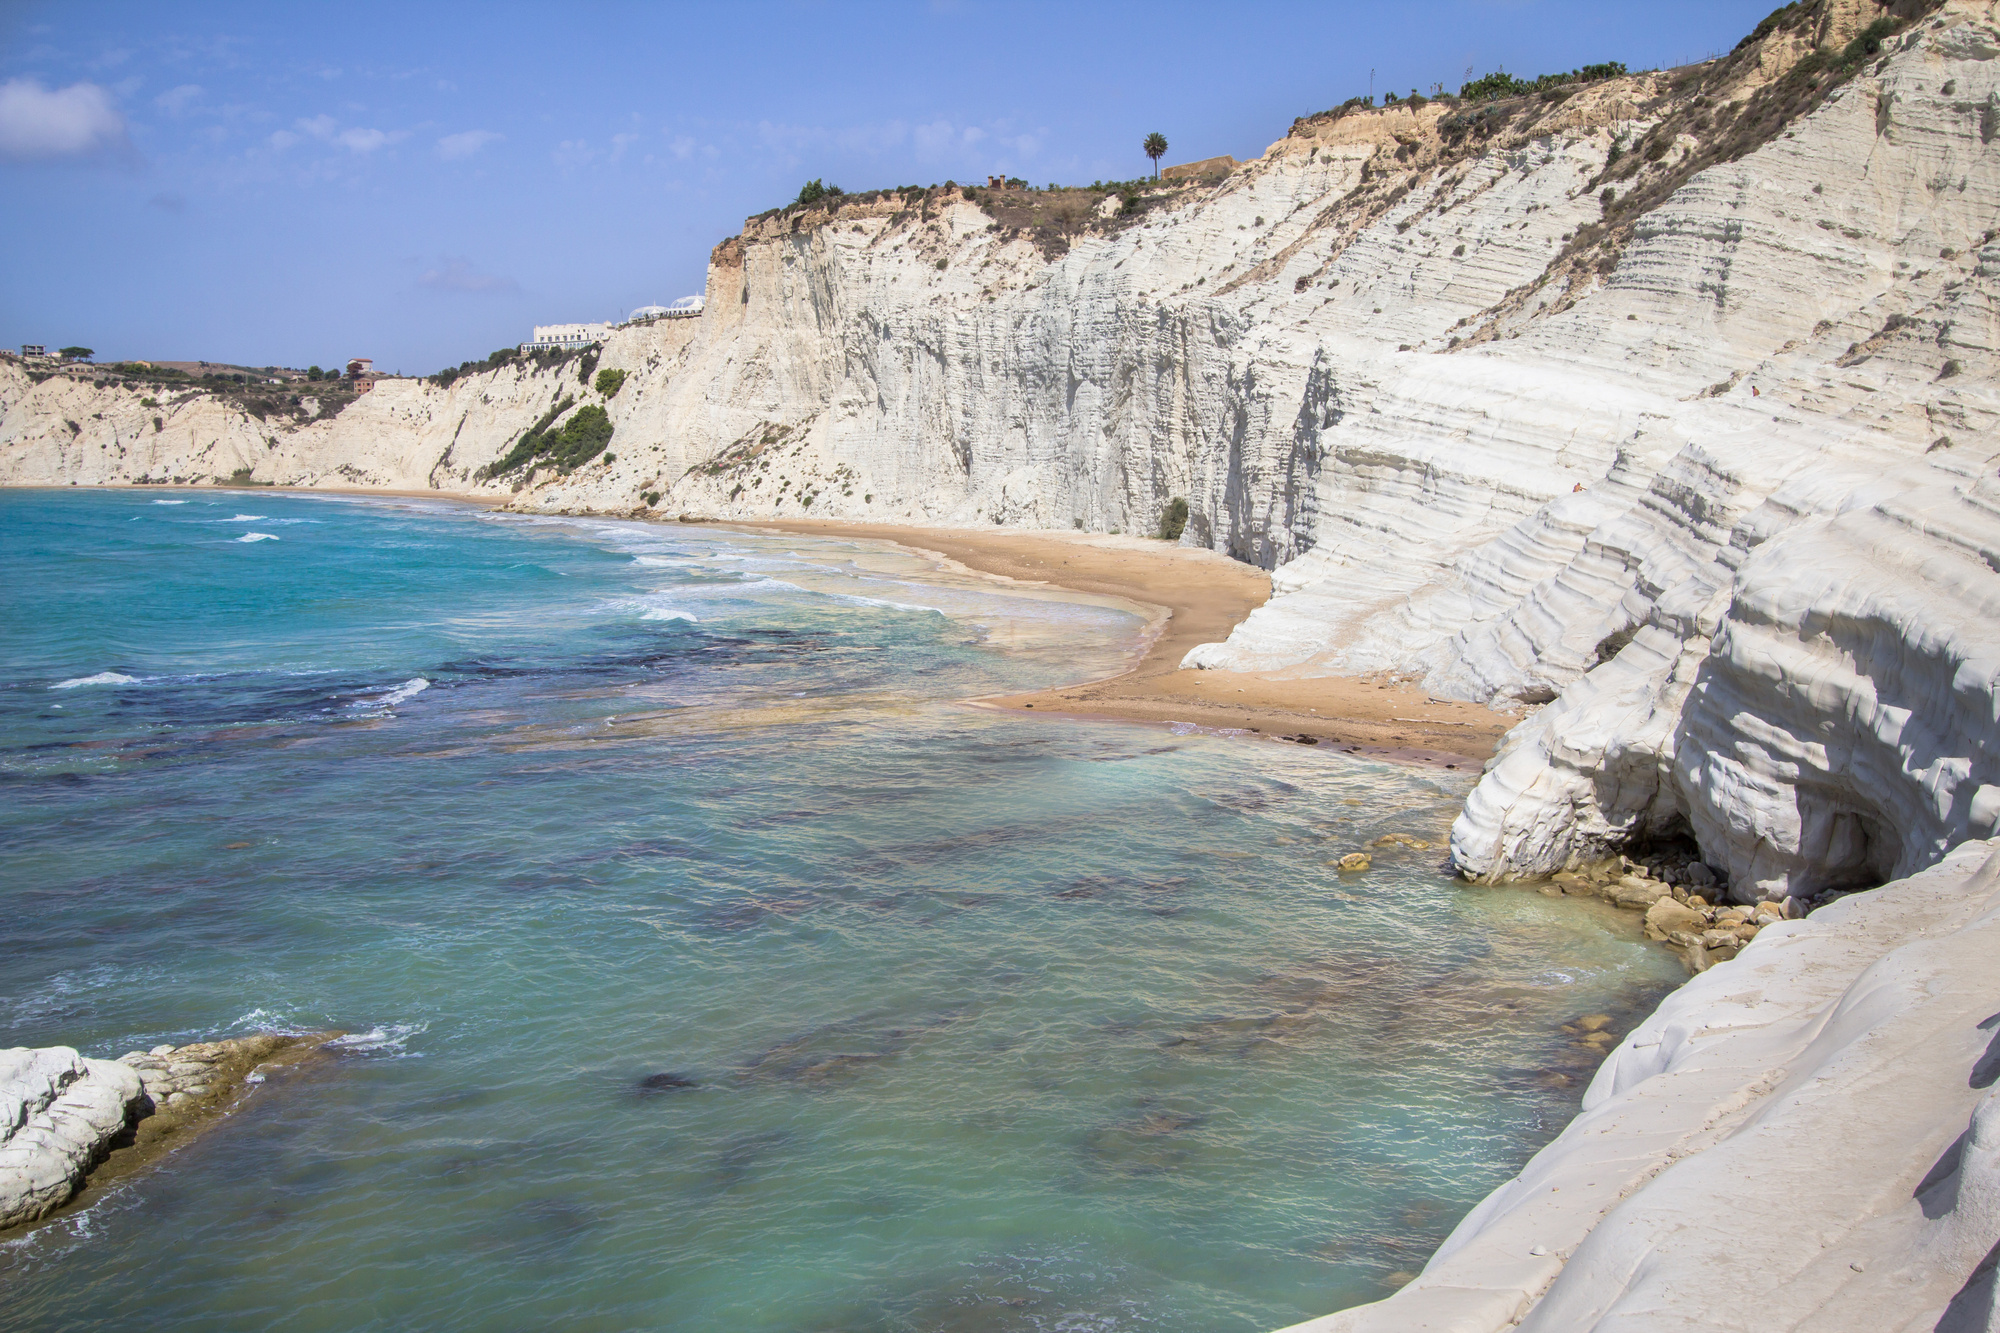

0,1047,143,1230
0,1032,323,1232
1278,837,2000,1333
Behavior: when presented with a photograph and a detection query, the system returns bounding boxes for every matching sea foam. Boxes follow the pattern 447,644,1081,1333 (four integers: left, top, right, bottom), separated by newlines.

325,1022,427,1056
52,672,138,690
235,533,279,543
376,677,430,707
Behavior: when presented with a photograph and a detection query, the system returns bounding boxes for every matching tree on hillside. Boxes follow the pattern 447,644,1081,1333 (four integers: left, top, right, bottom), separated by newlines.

1143,132,1168,179
59,346,93,361
794,178,843,208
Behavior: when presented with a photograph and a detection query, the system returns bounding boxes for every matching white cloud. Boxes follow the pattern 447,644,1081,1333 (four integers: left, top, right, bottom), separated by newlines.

0,78,132,163
417,256,518,294
154,83,202,115
437,129,501,159
267,129,299,151
668,134,696,161
336,127,396,152
295,114,405,153
912,119,959,158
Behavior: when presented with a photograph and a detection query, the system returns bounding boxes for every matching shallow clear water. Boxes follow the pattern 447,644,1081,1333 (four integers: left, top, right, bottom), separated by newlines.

0,490,1682,1332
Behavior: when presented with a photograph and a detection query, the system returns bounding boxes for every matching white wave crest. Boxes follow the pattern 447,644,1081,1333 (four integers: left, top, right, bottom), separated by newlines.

823,589,948,615
223,514,265,522
642,608,698,622
235,533,279,543
151,499,187,505
52,672,138,690
377,677,430,707
325,1022,427,1056
231,1007,306,1033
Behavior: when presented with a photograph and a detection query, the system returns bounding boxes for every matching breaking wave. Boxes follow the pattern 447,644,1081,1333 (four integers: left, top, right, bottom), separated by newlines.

52,672,138,690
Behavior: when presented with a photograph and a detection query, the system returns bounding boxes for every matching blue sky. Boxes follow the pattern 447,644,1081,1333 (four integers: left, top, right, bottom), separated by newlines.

1,1,1776,374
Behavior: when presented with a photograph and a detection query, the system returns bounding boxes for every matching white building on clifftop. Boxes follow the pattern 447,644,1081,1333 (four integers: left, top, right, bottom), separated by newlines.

522,322,615,353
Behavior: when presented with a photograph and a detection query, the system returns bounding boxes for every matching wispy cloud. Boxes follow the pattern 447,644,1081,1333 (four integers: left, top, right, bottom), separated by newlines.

417,255,518,294
436,129,501,159
553,133,640,171
294,113,406,153
335,126,396,152
154,83,202,115
742,115,1041,173
0,78,135,164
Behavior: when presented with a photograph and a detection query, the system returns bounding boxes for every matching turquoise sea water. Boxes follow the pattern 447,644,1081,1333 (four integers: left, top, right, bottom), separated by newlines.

0,490,1682,1332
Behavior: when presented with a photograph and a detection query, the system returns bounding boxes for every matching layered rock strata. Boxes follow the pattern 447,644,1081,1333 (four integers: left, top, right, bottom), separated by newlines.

0,1047,143,1229
4,2,1989,908
1278,836,2000,1333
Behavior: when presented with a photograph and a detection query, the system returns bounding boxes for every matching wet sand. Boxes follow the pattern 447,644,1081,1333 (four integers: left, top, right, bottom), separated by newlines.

726,519,1513,768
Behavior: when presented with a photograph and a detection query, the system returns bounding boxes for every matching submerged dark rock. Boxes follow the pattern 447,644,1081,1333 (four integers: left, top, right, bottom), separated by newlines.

636,1071,700,1093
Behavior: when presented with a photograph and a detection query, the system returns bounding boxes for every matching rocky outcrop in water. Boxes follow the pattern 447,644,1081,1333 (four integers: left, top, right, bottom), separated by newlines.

0,1047,143,1230
0,1033,320,1233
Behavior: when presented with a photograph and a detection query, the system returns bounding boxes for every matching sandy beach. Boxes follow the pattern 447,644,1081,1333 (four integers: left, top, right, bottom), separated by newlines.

730,519,1511,768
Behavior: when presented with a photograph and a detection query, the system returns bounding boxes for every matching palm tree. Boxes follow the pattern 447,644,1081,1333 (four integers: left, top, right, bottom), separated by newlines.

1143,132,1168,180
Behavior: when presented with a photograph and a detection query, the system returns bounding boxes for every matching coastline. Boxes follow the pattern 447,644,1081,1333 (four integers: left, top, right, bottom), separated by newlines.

16,489,1964,1332
727,518,1511,768
2,494,1509,768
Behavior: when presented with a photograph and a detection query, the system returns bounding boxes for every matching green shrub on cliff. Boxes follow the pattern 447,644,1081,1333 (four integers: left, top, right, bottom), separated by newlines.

594,368,627,398
479,398,614,478
1460,61,1626,103
545,405,613,470
794,179,843,208
1156,497,1189,542
481,395,576,478
1843,17,1898,65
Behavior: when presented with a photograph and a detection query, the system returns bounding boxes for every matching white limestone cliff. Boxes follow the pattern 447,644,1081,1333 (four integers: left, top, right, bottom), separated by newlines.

1277,836,2000,1333
4,1,1997,910
5,1,2000,1321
